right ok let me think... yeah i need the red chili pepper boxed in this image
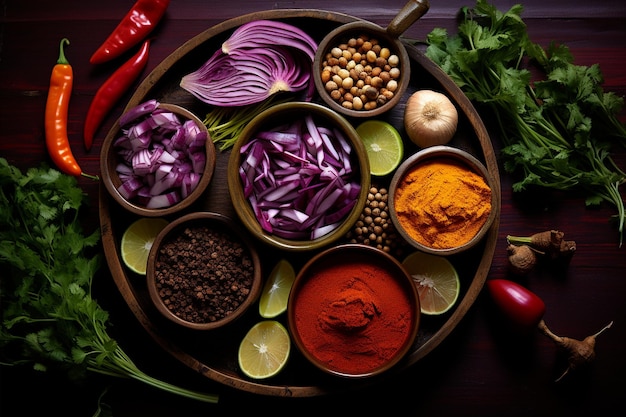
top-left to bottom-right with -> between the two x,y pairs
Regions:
84,40 -> 151,150
90,0 -> 169,65
45,38 -> 98,180
486,279 -> 546,329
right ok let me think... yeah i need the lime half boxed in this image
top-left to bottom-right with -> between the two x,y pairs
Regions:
238,320 -> 291,379
402,251 -> 460,315
120,218 -> 169,275
356,120 -> 404,176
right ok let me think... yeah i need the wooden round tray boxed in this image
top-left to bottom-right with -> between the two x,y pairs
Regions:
99,9 -> 501,397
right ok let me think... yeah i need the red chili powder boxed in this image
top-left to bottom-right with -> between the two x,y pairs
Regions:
292,260 -> 415,375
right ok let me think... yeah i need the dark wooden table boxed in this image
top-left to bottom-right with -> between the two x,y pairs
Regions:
1,1 -> 625,416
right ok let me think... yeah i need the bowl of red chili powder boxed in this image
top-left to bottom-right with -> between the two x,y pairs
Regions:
146,211 -> 262,331
287,244 -> 420,378
388,145 -> 498,256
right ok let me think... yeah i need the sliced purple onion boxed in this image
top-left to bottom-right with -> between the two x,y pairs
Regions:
239,115 -> 360,240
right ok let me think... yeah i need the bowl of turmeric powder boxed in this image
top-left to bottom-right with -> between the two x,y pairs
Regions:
388,145 -> 498,255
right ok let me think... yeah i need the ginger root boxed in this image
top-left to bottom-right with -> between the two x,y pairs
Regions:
507,230 -> 576,260
538,319 -> 613,382
507,244 -> 538,275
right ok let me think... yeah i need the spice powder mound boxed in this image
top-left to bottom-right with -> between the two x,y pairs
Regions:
292,260 -> 415,375
154,225 -> 255,324
393,159 -> 492,249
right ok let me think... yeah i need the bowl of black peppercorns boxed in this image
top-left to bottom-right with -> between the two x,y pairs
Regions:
146,211 -> 262,330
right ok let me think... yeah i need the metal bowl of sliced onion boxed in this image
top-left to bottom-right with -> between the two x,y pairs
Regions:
100,100 -> 216,217
227,101 -> 370,252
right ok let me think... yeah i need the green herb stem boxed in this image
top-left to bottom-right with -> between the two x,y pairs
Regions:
204,94 -> 294,151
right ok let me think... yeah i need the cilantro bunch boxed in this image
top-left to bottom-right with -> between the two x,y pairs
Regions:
425,0 -> 626,245
0,158 -> 218,404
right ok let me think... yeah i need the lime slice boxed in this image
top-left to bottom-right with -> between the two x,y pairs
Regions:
120,218 -> 169,275
238,320 -> 291,379
356,120 -> 404,176
402,251 -> 460,315
259,259 -> 296,318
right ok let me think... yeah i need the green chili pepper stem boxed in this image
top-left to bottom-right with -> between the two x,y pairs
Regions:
57,38 -> 70,65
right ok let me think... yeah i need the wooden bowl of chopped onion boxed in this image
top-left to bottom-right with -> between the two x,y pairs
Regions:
100,101 -> 216,217
227,102 -> 370,252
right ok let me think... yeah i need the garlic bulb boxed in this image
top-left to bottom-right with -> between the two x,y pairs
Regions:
404,90 -> 458,147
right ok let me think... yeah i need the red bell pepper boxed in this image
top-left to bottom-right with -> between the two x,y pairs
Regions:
84,40 -> 150,150
90,0 -> 169,65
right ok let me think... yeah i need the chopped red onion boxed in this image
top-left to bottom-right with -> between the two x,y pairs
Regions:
113,100 -> 207,209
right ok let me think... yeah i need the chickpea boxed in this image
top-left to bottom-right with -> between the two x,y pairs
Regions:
365,86 -> 378,100
364,101 -> 377,110
370,76 -> 383,89
321,69 -> 332,83
388,54 -> 400,67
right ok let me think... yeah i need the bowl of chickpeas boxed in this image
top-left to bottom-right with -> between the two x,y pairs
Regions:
313,20 -> 411,118
313,1 -> 430,118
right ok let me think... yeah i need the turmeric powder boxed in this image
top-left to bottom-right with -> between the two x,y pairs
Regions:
393,159 -> 492,249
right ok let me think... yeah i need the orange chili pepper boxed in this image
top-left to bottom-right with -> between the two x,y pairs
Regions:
45,38 -> 98,180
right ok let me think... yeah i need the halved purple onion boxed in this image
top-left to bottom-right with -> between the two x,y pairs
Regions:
180,20 -> 317,106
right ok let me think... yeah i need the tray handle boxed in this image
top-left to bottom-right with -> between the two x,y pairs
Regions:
386,0 -> 430,38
